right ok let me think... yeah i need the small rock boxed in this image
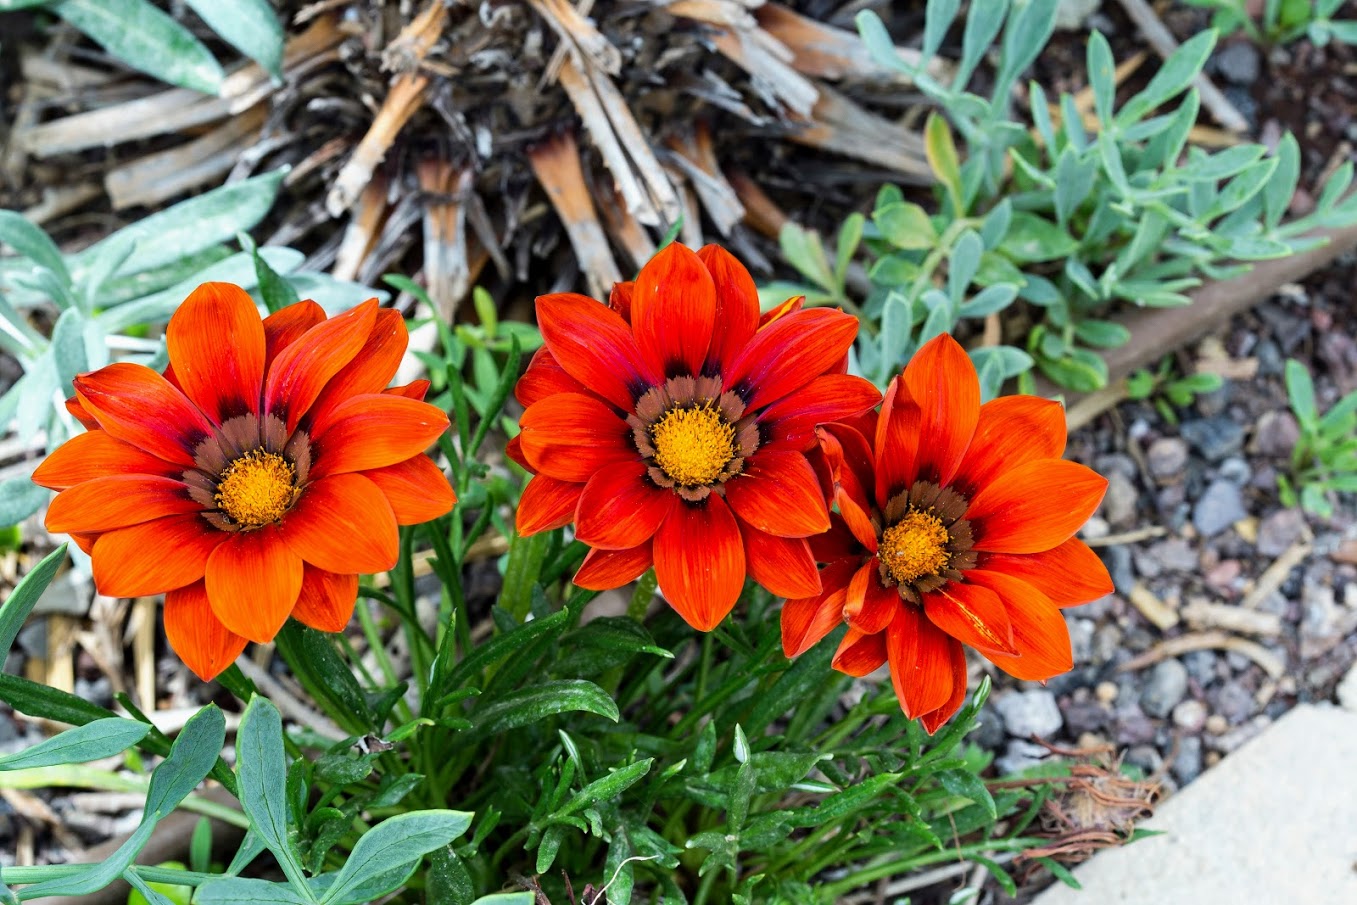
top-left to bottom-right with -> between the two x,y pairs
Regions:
1205,713 -> 1229,735
2,649 -> 22,676
15,621 -> 46,660
1255,339 -> 1285,377
74,677 -> 113,709
1095,681 -> 1119,704
1115,706 -> 1158,746
1171,699 -> 1208,732
1105,544 -> 1135,595
1301,583 -> 1342,659
33,571 -> 93,617
1093,624 -> 1122,662
1146,437 -> 1189,479
0,713 -> 18,749
1054,0 -> 1102,30
1210,714 -> 1271,753
1181,417 -> 1245,463
1215,680 -> 1255,725
995,689 -> 1064,739
1330,538 -> 1357,565
1217,456 -> 1252,486
1140,659 -> 1190,718
1062,698 -> 1111,734
1337,662 -> 1357,712
1183,650 -> 1220,686
1125,744 -> 1164,776
972,704 -> 1007,751
1250,411 -> 1300,457
1193,479 -> 1248,537
1148,538 -> 1200,572
1172,734 -> 1204,784
1068,617 -> 1095,664
1205,559 -> 1242,594
1214,42 -> 1261,84
1080,515 -> 1110,541
1100,472 -> 1139,527
1257,508 -> 1306,557
996,739 -> 1050,775
1095,453 -> 1137,480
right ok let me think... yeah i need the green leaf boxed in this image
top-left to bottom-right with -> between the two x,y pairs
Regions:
1263,133 -> 1301,229
0,211 -> 70,286
0,718 -> 149,771
427,848 -> 477,905
1285,359 -> 1318,426
1086,31 -> 1116,124
968,345 -> 1033,380
52,0 -> 225,95
469,680 -> 619,736
834,213 -> 864,287
321,811 -> 474,905
1053,146 -> 1098,225
1073,319 -> 1131,348
0,673 -> 123,726
1116,30 -> 1216,125
778,223 -> 836,293
874,202 -> 936,250
998,212 -> 1078,262
236,698 -> 313,897
557,759 -> 653,817
994,0 -> 1058,100
183,0 -> 284,79
246,240 -> 301,314
197,878 -> 313,905
0,545 -> 64,660
938,768 -> 997,820
467,895 -> 535,905
958,284 -> 1017,318
925,113 -> 964,215
74,171 -> 284,281
273,621 -> 374,733
955,0 -> 1009,89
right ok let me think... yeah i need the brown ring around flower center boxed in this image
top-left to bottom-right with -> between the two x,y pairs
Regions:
877,480 -> 977,604
629,375 -> 759,502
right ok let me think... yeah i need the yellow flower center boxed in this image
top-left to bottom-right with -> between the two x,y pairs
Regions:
651,404 -> 736,487
879,509 -> 950,584
215,450 -> 298,529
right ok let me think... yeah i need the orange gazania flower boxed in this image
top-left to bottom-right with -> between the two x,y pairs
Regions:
33,283 -> 455,681
781,334 -> 1112,732
507,243 -> 880,630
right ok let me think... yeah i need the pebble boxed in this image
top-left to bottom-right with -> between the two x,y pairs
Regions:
0,713 -> 18,749
972,704 -> 1007,751
1106,544 -> 1135,595
1257,508 -> 1306,557
74,677 -> 113,710
1336,662 -> 1357,712
1095,681 -> 1119,704
1171,698 -> 1208,732
1054,0 -> 1103,30
1100,472 -> 1139,527
1193,479 -> 1248,537
1217,456 -> 1252,486
15,622 -> 46,660
1146,437 -> 1189,479
1115,705 -> 1159,746
1125,744 -> 1164,777
1093,624 -> 1122,662
1184,650 -> 1220,686
996,739 -> 1050,774
1255,338 -> 1285,376
1095,453 -> 1138,480
1062,698 -> 1112,734
1172,734 -> 1205,784
32,571 -> 93,617
1205,713 -> 1229,735
1180,417 -> 1245,462
1250,411 -> 1300,457
1068,617 -> 1095,664
995,689 -> 1064,738
1140,659 -> 1190,718
1215,680 -> 1255,725
1147,538 -> 1200,573
1214,42 -> 1261,84
1210,714 -> 1271,753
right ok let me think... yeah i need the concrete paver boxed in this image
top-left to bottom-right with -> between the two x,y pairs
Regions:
1030,703 -> 1357,905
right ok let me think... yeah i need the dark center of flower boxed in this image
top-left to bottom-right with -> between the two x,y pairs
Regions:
878,509 -> 950,584
215,449 -> 298,529
650,404 -> 737,487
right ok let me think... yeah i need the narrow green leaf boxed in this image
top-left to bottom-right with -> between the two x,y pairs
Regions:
1116,30 -> 1216,125
0,544 -> 65,658
183,0 -> 284,78
236,698 -> 313,898
53,0 -> 225,94
998,212 -> 1078,262
1285,359 -> 1318,426
197,878 -> 313,905
0,718 -> 149,771
320,811 -> 474,905
469,680 -> 619,737
1086,31 -> 1116,124
875,202 -> 936,250
924,113 -> 964,214
0,211 -> 69,285
557,759 -> 653,817
144,706 -> 225,817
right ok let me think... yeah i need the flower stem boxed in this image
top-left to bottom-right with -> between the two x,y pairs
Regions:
627,569 -> 658,621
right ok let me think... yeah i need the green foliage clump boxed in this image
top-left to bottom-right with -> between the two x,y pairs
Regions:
1185,0 -> 1357,46
1279,358 -> 1357,516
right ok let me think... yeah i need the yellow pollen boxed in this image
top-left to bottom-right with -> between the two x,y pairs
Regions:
215,450 -> 298,529
651,404 -> 736,487
879,509 -> 950,584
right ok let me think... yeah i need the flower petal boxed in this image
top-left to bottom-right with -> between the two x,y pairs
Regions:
574,541 -> 653,590
385,380 -> 429,401
536,292 -> 657,410
166,282 -> 266,422
965,569 -> 1073,681
697,244 -> 759,373
362,456 -> 456,525
922,581 -> 1017,656
46,475 -> 200,534
310,394 -> 449,478
832,628 -> 888,677
516,476 -> 584,536
515,347 -> 587,408
65,396 -> 99,430
743,524 -> 820,599
632,242 -> 717,378
292,566 -> 358,633
609,281 -> 634,321
759,375 -> 883,451
781,558 -> 857,657
886,605 -> 958,718
264,299 -> 378,432
205,527 -> 304,643
517,393 -> 636,482
919,642 -> 968,735
724,308 -> 859,410
74,364 -> 215,466
91,514 -> 223,597
975,538 -> 1112,607
653,496 -> 745,631
873,375 -> 922,505
953,395 -> 1067,496
816,424 -> 878,551
843,564 -> 897,635
33,430 -> 182,491
758,294 -> 803,328
262,300 -> 326,368
902,333 -> 979,488
724,450 -> 830,538
163,580 -> 248,682
279,473 -> 399,574
967,460 -> 1108,554
575,461 -> 676,550
307,308 -> 409,432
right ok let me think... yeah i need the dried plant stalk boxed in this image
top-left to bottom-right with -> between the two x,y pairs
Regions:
327,72 -> 430,216
333,170 -> 390,282
528,131 -> 622,299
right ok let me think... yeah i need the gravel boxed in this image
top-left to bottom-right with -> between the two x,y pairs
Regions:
1146,437 -> 1190,479
1257,508 -> 1306,556
1180,417 -> 1245,463
1140,659 -> 1190,719
1192,479 -> 1248,536
1214,42 -> 1261,85
995,689 -> 1064,738
1101,472 -> 1140,527
1171,735 -> 1205,784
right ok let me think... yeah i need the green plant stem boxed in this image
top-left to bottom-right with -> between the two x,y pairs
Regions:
627,569 -> 658,621
819,837 -> 1043,898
